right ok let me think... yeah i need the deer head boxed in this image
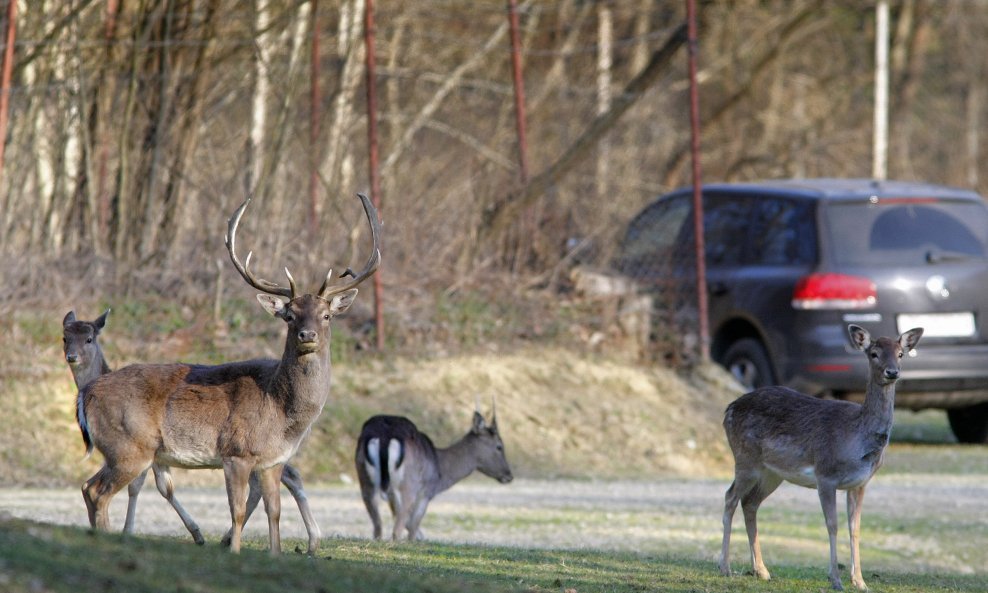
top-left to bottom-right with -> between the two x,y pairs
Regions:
62,309 -> 110,369
470,397 -> 513,484
848,324 -> 923,385
225,193 -> 381,355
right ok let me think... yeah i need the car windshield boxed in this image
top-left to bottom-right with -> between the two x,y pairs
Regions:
824,198 -> 988,265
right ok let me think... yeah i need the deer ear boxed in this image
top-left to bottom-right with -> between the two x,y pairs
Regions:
328,289 -> 358,317
95,309 -> 110,330
63,310 -> 77,327
471,411 -> 486,434
256,294 -> 288,317
900,327 -> 924,352
848,324 -> 870,351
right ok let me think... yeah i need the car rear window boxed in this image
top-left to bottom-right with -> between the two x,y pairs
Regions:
824,198 -> 988,265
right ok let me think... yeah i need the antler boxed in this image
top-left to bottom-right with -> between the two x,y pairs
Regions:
226,197 -> 297,299
318,193 -> 382,299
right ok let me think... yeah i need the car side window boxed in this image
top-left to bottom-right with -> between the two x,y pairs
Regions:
748,197 -> 817,265
701,195 -> 750,266
618,195 -> 691,277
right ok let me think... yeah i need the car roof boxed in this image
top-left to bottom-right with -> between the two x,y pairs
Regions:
671,178 -> 984,202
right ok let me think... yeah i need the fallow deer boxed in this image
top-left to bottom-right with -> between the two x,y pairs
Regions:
76,193 -> 380,554
355,403 -> 513,541
719,324 -> 923,590
63,310 -> 321,553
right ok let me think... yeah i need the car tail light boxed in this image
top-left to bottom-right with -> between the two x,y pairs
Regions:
792,273 -> 877,310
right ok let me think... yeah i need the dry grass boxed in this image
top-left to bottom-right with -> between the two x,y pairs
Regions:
0,296 -> 741,487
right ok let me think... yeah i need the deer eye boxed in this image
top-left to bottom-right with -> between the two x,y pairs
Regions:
870,351 -> 879,359
323,313 -> 331,321
86,337 -> 93,344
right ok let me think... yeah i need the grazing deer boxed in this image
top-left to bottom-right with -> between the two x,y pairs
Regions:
355,403 -> 513,541
76,193 -> 380,554
719,324 -> 923,591
63,310 -> 321,554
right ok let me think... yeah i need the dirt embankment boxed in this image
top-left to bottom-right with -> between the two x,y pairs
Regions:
1,346 -> 741,487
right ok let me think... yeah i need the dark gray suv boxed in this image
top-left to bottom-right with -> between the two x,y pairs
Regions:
618,179 -> 988,443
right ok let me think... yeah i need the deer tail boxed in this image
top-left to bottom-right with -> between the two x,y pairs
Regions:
76,390 -> 93,460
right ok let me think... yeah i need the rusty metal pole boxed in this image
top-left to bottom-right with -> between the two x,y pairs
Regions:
309,0 -> 321,238
0,0 -> 18,186
364,0 -> 385,350
507,0 -> 529,183
686,0 -> 709,362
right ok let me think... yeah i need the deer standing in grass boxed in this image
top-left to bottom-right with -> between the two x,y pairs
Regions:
63,310 -> 322,553
719,324 -> 923,591
76,193 -> 380,554
355,403 -> 513,541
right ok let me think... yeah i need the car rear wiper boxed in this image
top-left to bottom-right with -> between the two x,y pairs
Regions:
925,249 -> 978,264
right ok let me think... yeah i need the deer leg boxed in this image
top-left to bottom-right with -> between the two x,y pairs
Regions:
389,491 -> 410,541
358,478 -> 384,540
847,486 -> 868,591
221,472 -> 264,548
83,461 -> 148,532
740,473 -> 782,581
405,496 -> 431,541
258,464 -> 284,556
124,468 -> 149,534
81,467 -> 107,528
818,482 -> 844,591
222,457 -> 253,554
281,464 -> 321,554
151,464 -> 204,545
720,478 -> 747,576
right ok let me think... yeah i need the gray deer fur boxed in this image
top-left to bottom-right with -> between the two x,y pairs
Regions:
355,406 -> 513,540
719,323 -> 923,591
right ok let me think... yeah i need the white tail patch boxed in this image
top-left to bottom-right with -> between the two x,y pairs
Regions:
364,437 -> 382,491
387,438 -> 403,488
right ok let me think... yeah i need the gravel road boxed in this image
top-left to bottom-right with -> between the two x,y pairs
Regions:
2,474 -> 986,575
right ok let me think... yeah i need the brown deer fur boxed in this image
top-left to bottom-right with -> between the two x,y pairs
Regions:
76,193 -> 380,554
64,309 -> 321,553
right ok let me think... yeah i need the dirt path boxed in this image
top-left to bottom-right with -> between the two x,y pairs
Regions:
2,475 -> 986,575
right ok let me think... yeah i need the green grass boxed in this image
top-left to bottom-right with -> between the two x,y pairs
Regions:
2,519 -> 986,593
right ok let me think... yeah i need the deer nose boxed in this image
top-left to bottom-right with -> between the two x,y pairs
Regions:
297,329 -> 318,344
66,353 -> 79,364
884,368 -> 899,381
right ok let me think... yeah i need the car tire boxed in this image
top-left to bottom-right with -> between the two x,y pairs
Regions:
946,403 -> 988,444
721,338 -> 776,392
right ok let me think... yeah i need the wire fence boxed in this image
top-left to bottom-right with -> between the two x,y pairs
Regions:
1,2 -> 986,367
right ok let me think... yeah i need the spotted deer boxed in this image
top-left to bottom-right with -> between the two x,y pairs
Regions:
62,309 -> 321,553
719,324 -> 923,591
76,193 -> 380,554
355,403 -> 513,541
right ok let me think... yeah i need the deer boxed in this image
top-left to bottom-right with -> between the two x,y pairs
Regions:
719,324 -> 923,591
63,309 -> 321,554
355,401 -> 513,541
76,192 -> 380,554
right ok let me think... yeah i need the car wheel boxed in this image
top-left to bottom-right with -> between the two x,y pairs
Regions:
721,338 -> 776,391
946,403 -> 988,444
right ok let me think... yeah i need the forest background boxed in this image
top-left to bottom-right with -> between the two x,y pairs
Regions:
0,0 -> 985,485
